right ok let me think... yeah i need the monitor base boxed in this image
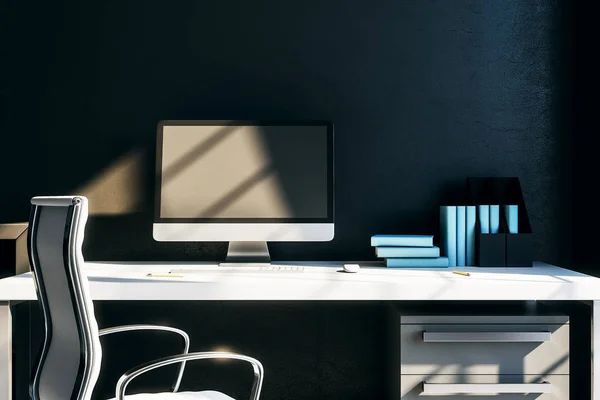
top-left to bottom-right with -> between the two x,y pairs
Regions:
220,241 -> 271,265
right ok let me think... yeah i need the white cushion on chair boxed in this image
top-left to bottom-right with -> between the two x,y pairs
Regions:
108,390 -> 235,400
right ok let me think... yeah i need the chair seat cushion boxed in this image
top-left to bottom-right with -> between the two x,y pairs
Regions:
108,390 -> 235,400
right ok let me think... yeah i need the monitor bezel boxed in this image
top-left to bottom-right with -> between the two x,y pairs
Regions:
154,120 -> 334,224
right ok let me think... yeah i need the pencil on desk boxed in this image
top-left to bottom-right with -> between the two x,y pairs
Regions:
452,270 -> 470,277
146,273 -> 184,278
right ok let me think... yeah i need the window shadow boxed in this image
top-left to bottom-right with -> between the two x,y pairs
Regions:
161,124 -> 238,184
199,164 -> 275,218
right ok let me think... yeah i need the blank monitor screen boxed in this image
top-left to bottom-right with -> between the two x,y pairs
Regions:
155,122 -> 333,222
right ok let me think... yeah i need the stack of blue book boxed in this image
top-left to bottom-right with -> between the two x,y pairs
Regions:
371,235 -> 449,268
440,205 -> 519,267
440,206 -> 476,267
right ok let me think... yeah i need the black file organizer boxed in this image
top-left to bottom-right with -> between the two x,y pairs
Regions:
467,177 -> 533,267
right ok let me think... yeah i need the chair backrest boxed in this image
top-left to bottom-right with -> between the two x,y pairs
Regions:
28,196 -> 102,400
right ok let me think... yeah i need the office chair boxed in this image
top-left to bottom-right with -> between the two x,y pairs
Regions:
27,196 -> 263,400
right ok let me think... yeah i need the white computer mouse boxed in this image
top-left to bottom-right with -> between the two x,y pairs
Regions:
343,263 -> 360,273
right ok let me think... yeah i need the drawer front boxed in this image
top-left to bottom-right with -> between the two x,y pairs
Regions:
400,375 -> 568,400
400,324 -> 569,375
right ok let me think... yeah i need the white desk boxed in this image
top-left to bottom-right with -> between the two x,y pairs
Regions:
2,261 -> 600,398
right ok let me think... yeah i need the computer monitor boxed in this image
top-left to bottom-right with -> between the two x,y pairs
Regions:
153,120 -> 334,264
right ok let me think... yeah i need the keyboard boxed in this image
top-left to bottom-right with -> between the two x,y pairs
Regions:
170,265 -> 305,274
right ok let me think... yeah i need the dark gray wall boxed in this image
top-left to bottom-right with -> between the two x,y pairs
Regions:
572,2 -> 599,273
1,1 -> 578,399
0,0 -> 572,265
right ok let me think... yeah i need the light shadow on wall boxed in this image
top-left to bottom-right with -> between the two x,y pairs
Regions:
75,148 -> 146,216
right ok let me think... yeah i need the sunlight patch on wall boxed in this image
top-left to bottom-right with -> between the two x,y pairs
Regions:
75,149 -> 146,215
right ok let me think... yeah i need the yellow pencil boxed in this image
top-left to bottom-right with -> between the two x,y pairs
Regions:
146,273 -> 184,278
452,270 -> 470,277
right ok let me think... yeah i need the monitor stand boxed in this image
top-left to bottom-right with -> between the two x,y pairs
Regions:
219,241 -> 271,266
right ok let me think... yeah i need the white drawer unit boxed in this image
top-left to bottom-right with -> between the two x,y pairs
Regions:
401,323 -> 569,375
401,375 -> 568,400
387,305 -> 570,399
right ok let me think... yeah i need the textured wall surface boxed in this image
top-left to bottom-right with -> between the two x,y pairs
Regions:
1,1 -> 574,399
0,0 -> 571,265
572,3 -> 598,272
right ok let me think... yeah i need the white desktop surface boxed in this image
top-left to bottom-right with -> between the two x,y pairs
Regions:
1,261 -> 600,301
3,262 -> 600,400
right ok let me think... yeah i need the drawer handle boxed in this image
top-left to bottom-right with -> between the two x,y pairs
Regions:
422,382 -> 552,394
422,331 -> 551,342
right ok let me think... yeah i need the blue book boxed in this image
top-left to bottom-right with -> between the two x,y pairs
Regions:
440,206 -> 457,267
466,206 -> 476,266
456,206 -> 466,266
504,205 -> 519,234
490,205 -> 500,234
478,205 -> 490,234
371,235 -> 434,247
375,246 -> 440,258
386,257 -> 449,268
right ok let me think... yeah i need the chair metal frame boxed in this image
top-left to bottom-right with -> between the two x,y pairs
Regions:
28,196 -> 263,400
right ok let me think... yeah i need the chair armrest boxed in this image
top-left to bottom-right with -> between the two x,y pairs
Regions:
99,325 -> 190,392
115,352 -> 264,400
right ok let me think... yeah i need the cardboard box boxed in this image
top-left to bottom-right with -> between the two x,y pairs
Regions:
0,223 -> 29,279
